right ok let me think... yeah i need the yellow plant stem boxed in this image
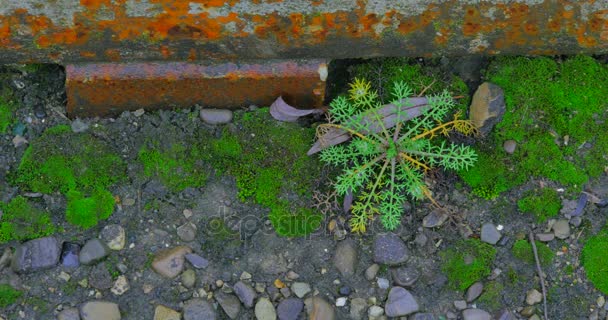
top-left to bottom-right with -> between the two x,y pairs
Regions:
317,123 -> 372,142
412,119 -> 473,141
399,152 -> 430,171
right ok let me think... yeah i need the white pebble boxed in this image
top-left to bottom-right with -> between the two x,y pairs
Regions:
336,297 -> 347,307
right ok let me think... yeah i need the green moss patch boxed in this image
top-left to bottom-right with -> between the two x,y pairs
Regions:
517,188 -> 562,222
11,125 -> 125,229
476,281 -> 504,312
0,284 -> 22,308
0,88 -> 17,134
460,56 -> 608,197
582,228 -> 608,294
440,239 -> 496,291
512,239 -> 554,266
0,196 -> 55,243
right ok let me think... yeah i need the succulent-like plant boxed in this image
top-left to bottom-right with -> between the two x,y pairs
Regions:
317,79 -> 477,232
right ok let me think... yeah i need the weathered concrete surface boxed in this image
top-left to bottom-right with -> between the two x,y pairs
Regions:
66,59 -> 327,116
1,0 -> 607,63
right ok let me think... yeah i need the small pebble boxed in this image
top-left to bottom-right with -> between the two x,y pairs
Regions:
336,297 -> 347,307
503,140 -> 517,154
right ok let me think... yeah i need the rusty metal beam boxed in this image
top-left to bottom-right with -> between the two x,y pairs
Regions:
66,60 -> 327,117
0,1 -> 607,64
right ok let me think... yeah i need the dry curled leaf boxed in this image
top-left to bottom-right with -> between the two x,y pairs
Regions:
269,96 -> 324,122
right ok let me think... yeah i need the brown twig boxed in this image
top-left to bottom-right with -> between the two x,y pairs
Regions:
529,232 -> 549,320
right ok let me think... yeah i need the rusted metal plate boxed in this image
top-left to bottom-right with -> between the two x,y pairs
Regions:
0,1 -> 607,63
66,60 -> 327,117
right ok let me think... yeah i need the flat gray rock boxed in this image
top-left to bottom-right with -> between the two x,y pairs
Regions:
215,291 -> 241,319
391,266 -> 420,287
277,298 -> 303,320
373,233 -> 409,266
79,239 -> 110,265
480,223 -> 501,245
80,301 -> 120,320
200,109 -> 233,125
462,308 -> 492,320
12,236 -> 60,273
183,299 -> 217,320
185,253 -> 209,269
465,282 -> 483,302
384,286 -> 419,317
333,240 -> 357,276
255,297 -> 277,320
234,281 -> 256,308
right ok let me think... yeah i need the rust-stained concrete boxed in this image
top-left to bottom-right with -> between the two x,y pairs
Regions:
1,0 -> 607,63
66,60 -> 327,117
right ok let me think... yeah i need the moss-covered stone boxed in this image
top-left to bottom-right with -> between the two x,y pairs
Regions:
517,188 -> 562,222
0,196 -> 55,243
460,56 -> 608,197
0,88 -> 16,134
440,239 -> 496,291
511,239 -> 554,266
0,284 -> 22,308
11,125 -> 125,229
476,281 -> 504,312
582,228 -> 608,294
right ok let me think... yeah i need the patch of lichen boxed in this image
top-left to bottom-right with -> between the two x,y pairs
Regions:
517,188 -> 562,222
138,140 -> 209,192
461,56 -> 608,197
215,108 -> 323,237
582,227 -> 608,294
440,239 -> 497,291
0,87 -> 17,134
11,125 -> 125,228
349,57 -> 470,112
0,196 -> 55,243
511,239 -> 554,266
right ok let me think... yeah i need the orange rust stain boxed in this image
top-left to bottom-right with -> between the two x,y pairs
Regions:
562,10 -> 574,19
289,13 -> 304,37
160,45 -> 173,58
463,22 -> 481,36
104,49 -> 121,61
187,48 -> 197,61
524,22 -> 539,35
548,19 -> 561,32
80,51 -> 97,58
360,14 -> 379,33
35,35 -> 52,48
398,19 -> 419,35
435,27 -> 450,45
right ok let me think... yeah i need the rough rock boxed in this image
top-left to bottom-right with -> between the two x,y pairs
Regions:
411,313 -> 437,320
349,298 -> 367,320
100,225 -> 126,250
185,253 -> 209,269
152,246 -> 192,278
183,299 -> 217,320
498,310 -> 517,320
177,222 -> 197,242
462,308 -> 492,320
11,237 -> 60,273
79,239 -> 110,265
384,286 -> 419,317
466,282 -> 484,302
469,82 -> 506,135
377,277 -> 390,289
61,242 -> 81,268
335,297 -> 347,307
552,219 -> 571,239
306,296 -> 335,320
391,266 -> 420,287
154,305 -> 181,320
291,282 -> 311,298
365,264 -> 380,281
503,140 -> 517,154
80,301 -> 121,320
58,307 -> 80,320
234,281 -> 256,308
71,118 -> 90,133
333,240 -> 357,276
255,297 -> 277,320
373,233 -> 409,266
181,269 -> 196,288
276,298 -> 303,320
536,233 -> 555,242
526,289 -> 543,305
368,305 -> 384,319
215,291 -> 241,319
454,300 -> 467,310
200,109 -> 233,125
422,210 -> 449,228
480,223 -> 501,245
111,275 -> 129,296
89,263 -> 113,290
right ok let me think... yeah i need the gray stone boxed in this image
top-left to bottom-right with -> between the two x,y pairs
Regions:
89,263 -> 113,290
373,233 -> 409,266
111,275 -> 129,296
462,308 -> 492,320
385,287 -> 419,317
277,298 -> 303,320
200,109 -> 233,125
181,269 -> 196,288
526,289 -> 542,305
469,82 -> 506,135
391,266 -> 420,287
377,277 -> 390,289
183,299 -> 217,320
185,253 -> 209,269
498,310 -> 517,320
80,301 -> 121,320
12,236 -> 60,273
503,140 -> 516,154
255,297 -> 277,320
234,281 -> 256,308
349,298 -> 367,320
154,305 -> 181,320
368,306 -> 384,319
71,118 -> 90,133
152,246 -> 192,278
536,233 -> 555,242
465,282 -> 483,302
553,219 -> 571,239
334,240 -> 357,277
480,223 -> 501,245
410,313 -> 437,320
454,300 -> 467,310
79,239 -> 110,265
177,222 -> 197,242
215,291 -> 241,319
365,264 -> 380,281
58,307 -> 80,320
422,210 -> 448,228
100,224 -> 126,250
570,216 -> 582,227
306,297 -> 335,320
291,282 -> 311,298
